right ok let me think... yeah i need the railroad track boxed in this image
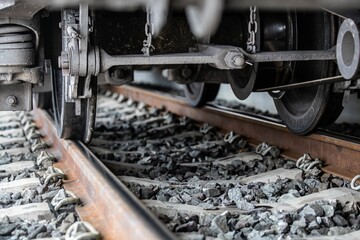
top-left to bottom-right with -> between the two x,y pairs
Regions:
92,86 -> 360,239
0,111 -> 87,239
3,85 -> 360,239
0,105 -> 172,238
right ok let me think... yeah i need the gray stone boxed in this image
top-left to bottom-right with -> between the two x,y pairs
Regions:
299,205 -> 317,222
36,232 -> 49,238
201,202 -> 218,210
198,226 -> 213,236
46,224 -> 54,232
65,213 -> 76,224
258,211 -> 271,220
227,187 -> 242,202
169,195 -> 183,204
327,226 -> 352,236
253,222 -> 272,232
0,223 -> 16,236
234,215 -> 253,230
311,227 -> 329,236
290,217 -> 306,234
343,202 -> 356,214
0,216 -> 9,225
218,231 -> 235,240
235,200 -> 254,211
261,184 -> 280,198
157,195 -> 170,202
0,192 -> 11,205
210,211 -> 229,234
310,203 -> 325,217
316,216 -> 322,225
0,158 -> 11,166
322,205 -> 335,217
349,216 -> 359,226
14,172 -> 27,180
32,195 -> 42,203
193,193 -> 205,201
288,189 -> 300,197
277,220 -> 288,233
203,188 -> 221,198
41,190 -> 58,200
21,189 -> 36,199
184,172 -> 195,179
27,224 -> 46,239
308,220 -> 320,230
175,221 -> 197,232
11,192 -> 21,200
60,213 -> 76,233
321,217 -> 334,228
331,178 -> 343,187
51,230 -> 62,238
181,193 -> 192,203
277,193 -> 296,203
140,187 -> 155,199
246,230 -> 265,240
332,215 -> 348,227
243,194 -> 253,202
36,184 -> 46,195
304,179 -> 321,188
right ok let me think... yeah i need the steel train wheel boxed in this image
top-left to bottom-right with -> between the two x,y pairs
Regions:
227,11 -> 259,100
52,72 -> 97,143
274,12 -> 344,134
184,82 -> 220,107
51,9 -> 97,143
33,92 -> 52,110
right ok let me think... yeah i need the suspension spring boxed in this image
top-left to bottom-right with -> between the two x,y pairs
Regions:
0,25 -> 33,50
0,24 -> 35,66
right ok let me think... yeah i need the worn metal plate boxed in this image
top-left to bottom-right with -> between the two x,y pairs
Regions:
0,83 -> 32,111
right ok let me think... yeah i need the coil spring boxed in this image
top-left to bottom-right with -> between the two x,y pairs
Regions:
0,25 -> 33,50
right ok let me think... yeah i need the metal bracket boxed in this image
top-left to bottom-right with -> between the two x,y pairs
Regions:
59,6 -> 92,105
0,83 -> 32,111
0,67 -> 42,85
33,59 -> 52,93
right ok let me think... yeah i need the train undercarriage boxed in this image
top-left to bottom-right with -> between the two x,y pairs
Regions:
0,0 -> 360,142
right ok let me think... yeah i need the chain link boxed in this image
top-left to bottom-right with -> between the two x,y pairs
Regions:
142,5 -> 155,56
246,6 -> 257,53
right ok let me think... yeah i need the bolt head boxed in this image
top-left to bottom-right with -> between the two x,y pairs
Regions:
58,51 -> 69,69
232,56 -> 245,67
6,96 -> 17,107
113,68 -> 126,79
181,68 -> 193,79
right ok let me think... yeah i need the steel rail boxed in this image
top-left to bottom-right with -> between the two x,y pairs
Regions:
32,109 -> 175,240
108,85 -> 360,182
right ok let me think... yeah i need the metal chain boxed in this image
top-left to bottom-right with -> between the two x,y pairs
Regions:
246,6 -> 257,53
142,5 -> 155,56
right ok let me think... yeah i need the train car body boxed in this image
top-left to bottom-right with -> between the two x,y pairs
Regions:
0,0 -> 359,142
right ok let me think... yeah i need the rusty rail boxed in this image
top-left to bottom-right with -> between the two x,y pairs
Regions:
33,109 -> 175,240
108,85 -> 360,181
